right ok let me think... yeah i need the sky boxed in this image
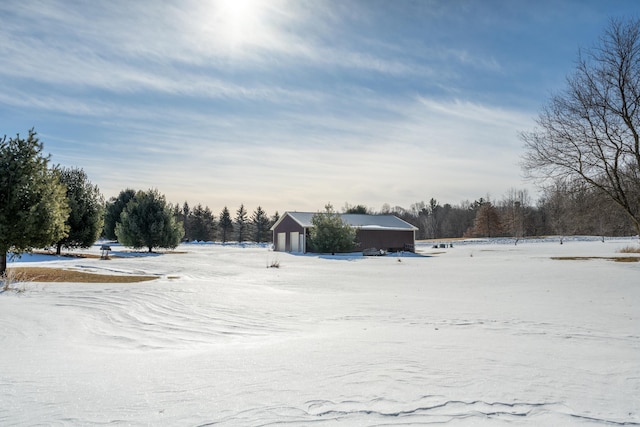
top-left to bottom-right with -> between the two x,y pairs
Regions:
1,0 -> 639,215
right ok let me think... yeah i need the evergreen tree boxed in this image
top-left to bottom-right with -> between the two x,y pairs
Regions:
115,189 -> 183,252
54,167 -> 104,255
104,189 -> 136,240
309,204 -> 357,254
203,206 -> 217,241
218,206 -> 233,243
0,130 -> 69,274
251,206 -> 270,243
235,204 -> 248,242
269,211 -> 280,243
343,204 -> 371,214
181,201 -> 191,240
271,211 -> 280,226
190,204 -> 216,241
170,202 -> 185,241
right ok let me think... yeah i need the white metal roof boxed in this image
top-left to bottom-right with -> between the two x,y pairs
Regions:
273,212 -> 418,231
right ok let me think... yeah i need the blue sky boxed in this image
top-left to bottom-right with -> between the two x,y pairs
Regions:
1,0 -> 638,214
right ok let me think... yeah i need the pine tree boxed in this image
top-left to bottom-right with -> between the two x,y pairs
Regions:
218,206 -> 233,243
202,206 -> 217,241
309,204 -> 356,254
268,211 -> 280,243
343,204 -> 370,214
271,211 -> 280,226
235,204 -> 248,242
54,167 -> 104,255
251,206 -> 270,243
170,203 -> 185,241
104,189 -> 136,240
182,201 -> 191,240
190,204 -> 216,241
0,130 -> 69,274
115,189 -> 184,252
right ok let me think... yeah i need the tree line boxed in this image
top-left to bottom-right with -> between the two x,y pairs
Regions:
103,193 -> 280,245
177,202 -> 278,244
0,129 -> 281,275
349,183 -> 636,244
0,127 -> 636,277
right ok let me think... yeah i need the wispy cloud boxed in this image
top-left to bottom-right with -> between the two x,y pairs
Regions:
0,0 -> 462,95
46,90 -> 534,209
1,0 -> 632,212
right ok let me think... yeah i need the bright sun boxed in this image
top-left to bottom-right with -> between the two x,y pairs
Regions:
215,0 -> 267,49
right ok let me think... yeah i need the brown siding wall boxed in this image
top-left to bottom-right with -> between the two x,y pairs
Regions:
274,214 -> 415,253
356,229 -> 414,252
272,215 -> 305,252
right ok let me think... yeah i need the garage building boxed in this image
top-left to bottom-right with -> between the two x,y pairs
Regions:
271,211 -> 417,254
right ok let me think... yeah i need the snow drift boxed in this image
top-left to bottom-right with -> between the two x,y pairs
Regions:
1,238 -> 638,425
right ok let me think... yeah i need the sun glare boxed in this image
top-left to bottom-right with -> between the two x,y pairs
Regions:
215,0 -> 268,49
194,0 -> 291,57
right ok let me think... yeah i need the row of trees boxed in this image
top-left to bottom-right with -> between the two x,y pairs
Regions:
0,130 -> 190,273
1,130 -> 105,275
103,192 -> 280,245
175,203 -> 278,244
352,183 -> 637,243
0,129 -> 281,275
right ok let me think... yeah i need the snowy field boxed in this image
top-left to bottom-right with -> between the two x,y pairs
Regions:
1,238 -> 639,426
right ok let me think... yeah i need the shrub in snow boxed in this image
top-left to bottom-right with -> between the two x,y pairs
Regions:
1,269 -> 27,293
309,204 -> 356,254
267,257 -> 280,268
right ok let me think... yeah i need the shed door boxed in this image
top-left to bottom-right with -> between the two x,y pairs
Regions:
277,232 -> 286,252
290,232 -> 300,252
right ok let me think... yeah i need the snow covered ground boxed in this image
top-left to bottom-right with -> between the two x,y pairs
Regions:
1,238 -> 639,426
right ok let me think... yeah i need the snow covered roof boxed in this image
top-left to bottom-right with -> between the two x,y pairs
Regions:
275,212 -> 418,231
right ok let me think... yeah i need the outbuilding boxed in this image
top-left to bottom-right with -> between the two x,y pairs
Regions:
270,211 -> 418,254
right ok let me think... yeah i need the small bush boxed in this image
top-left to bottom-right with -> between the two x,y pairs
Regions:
619,245 -> 640,254
267,258 -> 280,268
1,269 -> 28,293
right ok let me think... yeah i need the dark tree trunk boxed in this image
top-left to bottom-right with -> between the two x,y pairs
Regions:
56,243 -> 62,256
148,246 -> 153,253
0,252 -> 6,276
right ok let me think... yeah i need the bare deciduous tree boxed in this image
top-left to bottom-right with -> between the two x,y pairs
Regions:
521,18 -> 640,235
465,201 -> 502,238
500,188 -> 531,244
541,180 -> 575,244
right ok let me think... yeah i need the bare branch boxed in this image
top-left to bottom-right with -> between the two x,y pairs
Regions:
521,18 -> 640,234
